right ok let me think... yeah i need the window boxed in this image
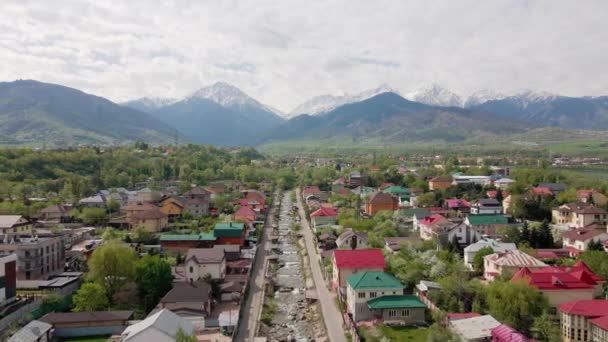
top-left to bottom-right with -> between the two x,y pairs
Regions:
388,310 -> 397,317
401,309 -> 410,317
189,266 -> 193,273
369,292 -> 377,298
358,292 -> 366,299
25,271 -> 30,280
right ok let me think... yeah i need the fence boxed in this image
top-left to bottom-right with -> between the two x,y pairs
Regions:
0,300 -> 41,333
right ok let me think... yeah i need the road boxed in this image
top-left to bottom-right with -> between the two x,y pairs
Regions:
296,188 -> 347,342
235,192 -> 278,342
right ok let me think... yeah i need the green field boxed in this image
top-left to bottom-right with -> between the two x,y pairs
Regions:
547,141 -> 608,158
359,324 -> 429,342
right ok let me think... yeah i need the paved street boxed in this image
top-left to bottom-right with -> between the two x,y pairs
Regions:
234,192 -> 278,342
296,188 -> 347,342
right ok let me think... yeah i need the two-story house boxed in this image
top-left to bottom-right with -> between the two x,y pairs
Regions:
185,247 -> 226,281
552,202 -> 608,228
470,198 -> 503,215
484,250 -> 547,281
346,271 -> 426,324
332,249 -> 385,293
562,225 -> 608,252
0,216 -> 34,236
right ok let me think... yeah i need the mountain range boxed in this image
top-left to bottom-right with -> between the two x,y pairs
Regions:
1,79 -> 607,147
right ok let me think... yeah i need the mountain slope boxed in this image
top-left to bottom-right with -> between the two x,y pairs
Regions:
403,84 -> 463,107
264,92 -> 526,143
122,97 -> 178,113
151,82 -> 284,146
0,80 -> 178,145
469,92 -> 608,129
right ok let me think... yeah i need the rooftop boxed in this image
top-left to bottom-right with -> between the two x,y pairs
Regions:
450,315 -> 501,340
466,214 -> 508,225
0,215 -> 25,228
333,249 -> 386,269
186,248 -> 225,264
559,300 -> 608,317
485,250 -> 547,268
366,295 -> 426,310
160,233 -> 216,241
41,311 -> 133,324
346,271 -> 403,290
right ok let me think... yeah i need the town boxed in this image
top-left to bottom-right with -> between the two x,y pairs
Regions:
1,145 -> 608,342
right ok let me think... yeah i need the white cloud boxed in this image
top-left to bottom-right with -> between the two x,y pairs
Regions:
0,0 -> 606,112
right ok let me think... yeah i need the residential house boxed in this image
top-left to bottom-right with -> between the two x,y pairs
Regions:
331,178 -> 347,192
336,228 -> 368,250
491,324 -> 529,342
352,186 -> 377,198
349,171 -> 363,188
383,237 -> 423,253
449,315 -> 501,342
494,178 -> 515,190
562,225 -> 608,252
552,202 -> 608,228
310,207 -> 338,232
559,299 -> 608,342
383,186 -> 411,207
40,311 -> 133,339
443,198 -> 471,215
213,222 -> 246,246
78,194 -> 106,208
346,271 -> 426,324
234,206 -> 257,226
8,320 -> 52,342
365,192 -> 399,216
0,215 -> 33,236
465,214 -> 509,239
470,198 -> 503,215
185,247 -> 226,281
453,175 -> 492,186
512,262 -> 604,308
463,239 -> 517,270
538,182 -> 567,194
182,186 -> 211,217
157,280 -> 211,321
136,188 -> 161,203
303,185 -> 322,197
159,197 -> 185,218
378,183 -> 395,191
484,250 -> 547,281
0,254 -> 16,306
121,309 -> 195,342
591,315 -> 608,342
125,202 -> 169,232
429,175 -> 453,191
238,191 -> 266,213
418,214 -> 449,240
0,236 -> 65,280
531,186 -> 555,197
577,190 -> 608,207
159,234 -> 216,254
38,205 -> 71,222
332,249 -> 386,292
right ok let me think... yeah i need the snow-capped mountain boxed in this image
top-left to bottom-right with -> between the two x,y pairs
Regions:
403,84 -> 463,107
288,84 -> 400,117
187,81 -> 282,116
463,90 -> 506,108
122,97 -> 178,113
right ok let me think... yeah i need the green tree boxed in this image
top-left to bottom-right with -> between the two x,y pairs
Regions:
106,198 -> 120,213
175,327 -> 197,342
73,283 -> 109,311
532,311 -> 562,342
131,226 -> 155,244
587,239 -> 604,251
88,241 -> 137,298
473,246 -> 494,272
486,280 -> 549,334
579,251 -> 608,279
557,188 -> 578,204
536,219 -> 554,248
416,192 -> 436,207
81,207 -> 108,226
135,255 -> 174,311
101,227 -> 122,241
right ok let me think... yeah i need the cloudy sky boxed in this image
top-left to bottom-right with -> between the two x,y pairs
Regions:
1,0 -> 606,112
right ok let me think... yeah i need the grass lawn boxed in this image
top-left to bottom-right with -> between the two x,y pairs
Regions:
61,336 -> 109,342
360,324 -> 429,342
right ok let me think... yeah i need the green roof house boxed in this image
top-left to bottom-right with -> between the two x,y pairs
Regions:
465,214 -> 508,239
346,271 -> 426,324
383,186 -> 411,206
213,222 -> 246,245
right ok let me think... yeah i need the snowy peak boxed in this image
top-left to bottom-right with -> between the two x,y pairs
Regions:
122,97 -> 178,113
464,90 -> 506,107
403,84 -> 463,107
288,84 -> 400,117
187,82 -> 282,115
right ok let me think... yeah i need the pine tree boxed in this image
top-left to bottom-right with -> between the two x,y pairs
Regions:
521,221 -> 530,244
538,219 -> 554,248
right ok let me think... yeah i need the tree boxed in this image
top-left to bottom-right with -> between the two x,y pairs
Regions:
587,239 -> 604,251
495,189 -> 504,203
520,221 -> 530,244
106,198 -> 120,213
536,220 -> 554,248
73,283 -> 109,311
557,188 -> 578,204
416,192 -> 436,207
579,251 -> 608,279
131,225 -> 155,244
81,207 -> 108,226
88,241 -> 137,298
175,327 -> 197,342
486,280 -> 549,334
101,227 -> 121,241
135,255 -> 174,311
532,311 -> 561,342
473,246 -> 494,272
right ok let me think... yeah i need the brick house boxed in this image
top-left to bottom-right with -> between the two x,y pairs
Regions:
365,193 -> 399,216
213,222 -> 246,246
429,175 -> 453,191
160,234 -> 216,254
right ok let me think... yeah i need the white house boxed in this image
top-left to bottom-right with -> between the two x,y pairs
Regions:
121,309 -> 194,342
450,315 -> 501,342
463,239 -> 517,270
494,177 -> 515,189
561,225 -> 608,252
185,248 -> 226,281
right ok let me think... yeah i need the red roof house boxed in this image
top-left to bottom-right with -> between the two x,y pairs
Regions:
311,207 -> 338,218
303,186 -> 322,197
531,187 -> 554,196
512,261 -> 604,307
234,206 -> 257,224
560,299 -> 608,340
491,324 -> 529,342
331,249 -> 386,291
